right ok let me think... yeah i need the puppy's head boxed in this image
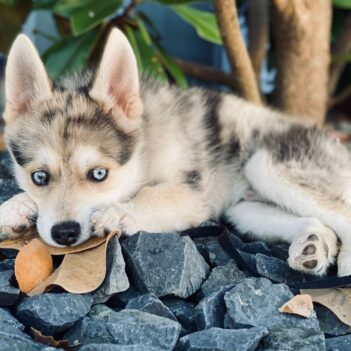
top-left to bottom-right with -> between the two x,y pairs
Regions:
3,29 -> 144,247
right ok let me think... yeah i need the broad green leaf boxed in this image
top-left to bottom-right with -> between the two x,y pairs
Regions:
156,46 -> 188,88
54,0 -> 122,35
43,29 -> 99,79
333,0 -> 351,9
153,0 -> 201,4
332,52 -> 351,63
31,0 -> 56,10
0,0 -> 18,5
171,5 -> 221,45
124,25 -> 144,70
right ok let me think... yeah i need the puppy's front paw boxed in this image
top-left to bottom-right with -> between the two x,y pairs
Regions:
287,224 -> 339,276
90,206 -> 126,237
0,193 -> 37,241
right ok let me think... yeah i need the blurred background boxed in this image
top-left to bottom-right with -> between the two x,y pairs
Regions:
0,0 -> 351,143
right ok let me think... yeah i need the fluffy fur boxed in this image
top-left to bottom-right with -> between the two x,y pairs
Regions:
1,29 -> 350,276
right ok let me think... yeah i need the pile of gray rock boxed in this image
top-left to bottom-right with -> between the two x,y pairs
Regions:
0,151 -> 349,351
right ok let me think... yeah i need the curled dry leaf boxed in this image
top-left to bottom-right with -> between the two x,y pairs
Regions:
15,238 -> 53,294
31,328 -> 71,350
279,294 -> 313,318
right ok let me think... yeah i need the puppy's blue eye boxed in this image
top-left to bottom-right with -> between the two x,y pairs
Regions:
88,168 -> 108,182
31,170 -> 50,186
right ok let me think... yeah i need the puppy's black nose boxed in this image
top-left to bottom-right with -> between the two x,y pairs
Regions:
51,221 -> 80,246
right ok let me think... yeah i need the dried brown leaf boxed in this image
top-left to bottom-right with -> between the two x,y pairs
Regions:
301,288 -> 351,327
279,294 -> 313,318
31,327 -> 71,350
28,231 -> 119,296
15,239 -> 53,294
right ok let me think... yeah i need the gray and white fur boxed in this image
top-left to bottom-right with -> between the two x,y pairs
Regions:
0,28 -> 349,276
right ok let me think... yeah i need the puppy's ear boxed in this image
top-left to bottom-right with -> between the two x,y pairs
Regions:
4,34 -> 52,122
90,28 -> 143,121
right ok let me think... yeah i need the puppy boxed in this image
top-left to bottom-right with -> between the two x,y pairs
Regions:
0,28 -> 349,276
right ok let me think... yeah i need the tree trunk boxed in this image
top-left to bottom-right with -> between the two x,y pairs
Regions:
213,0 -> 261,105
272,0 -> 331,125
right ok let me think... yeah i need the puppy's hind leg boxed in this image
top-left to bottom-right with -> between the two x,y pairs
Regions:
244,149 -> 351,276
225,201 -> 339,275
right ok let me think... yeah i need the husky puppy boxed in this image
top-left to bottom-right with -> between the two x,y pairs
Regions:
0,28 -> 349,276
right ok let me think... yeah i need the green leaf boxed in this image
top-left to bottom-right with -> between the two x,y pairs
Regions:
333,0 -> 351,9
43,29 -> 99,79
31,0 -> 56,10
153,0 -> 201,4
156,46 -> 188,88
0,0 -> 19,5
124,25 -> 144,71
332,52 -> 351,63
171,5 -> 221,44
54,0 -> 122,35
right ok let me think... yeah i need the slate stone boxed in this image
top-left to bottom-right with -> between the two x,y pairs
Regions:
326,335 -> 351,351
108,286 -> 144,309
0,269 -> 20,306
193,229 -> 243,268
0,259 -> 15,271
0,307 -> 24,330
262,328 -> 325,351
176,327 -> 268,351
16,293 -> 93,335
224,278 -> 320,332
315,304 -> 351,336
88,304 -> 115,320
0,179 -> 20,204
241,241 -> 272,256
0,324 -> 42,351
162,298 -> 197,335
79,344 -> 164,351
65,309 -> 181,350
122,232 -> 209,298
0,151 -> 13,180
199,260 -> 246,297
194,285 -> 234,330
126,293 -> 177,321
255,253 -> 315,285
92,236 -> 130,304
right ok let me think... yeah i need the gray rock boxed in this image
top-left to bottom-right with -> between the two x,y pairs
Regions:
241,241 -> 272,256
92,236 -> 129,304
64,316 -> 110,345
194,238 -> 231,267
224,278 -> 320,332
0,269 -> 20,306
0,307 -> 24,330
0,259 -> 15,271
79,344 -> 164,351
262,328 -> 325,351
255,253 -> 315,285
162,298 -> 196,335
194,285 -> 234,330
16,293 -> 93,335
126,294 -> 176,321
108,286 -> 144,309
315,304 -> 351,336
88,304 -> 115,320
0,324 -> 42,351
122,232 -> 209,298
176,327 -> 268,351
66,309 -> 181,350
326,335 -> 351,351
199,260 -> 246,297
0,179 -> 21,204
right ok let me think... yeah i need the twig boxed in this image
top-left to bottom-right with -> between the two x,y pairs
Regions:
329,13 -> 351,96
248,0 -> 269,84
173,58 -> 236,90
213,0 -> 261,104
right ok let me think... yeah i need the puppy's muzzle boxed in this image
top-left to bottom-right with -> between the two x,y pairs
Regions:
51,221 -> 81,246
